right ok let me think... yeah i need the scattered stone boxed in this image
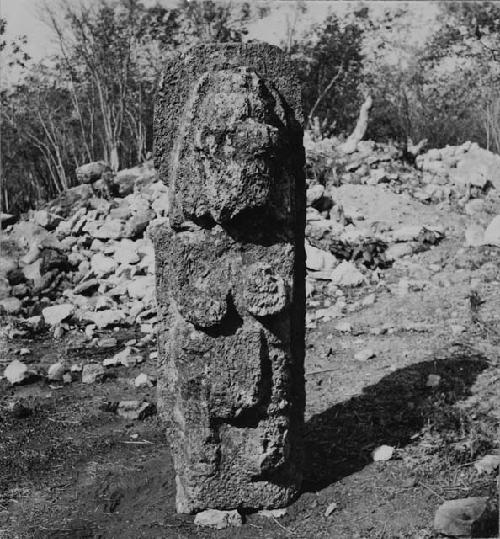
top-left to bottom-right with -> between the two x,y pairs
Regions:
25,316 -> 42,330
42,304 -> 74,326
81,363 -> 105,384
330,261 -> 365,287
426,374 -> 441,388
90,253 -> 116,276
76,161 -> 110,184
306,242 -> 337,272
464,198 -> 486,216
354,348 -> 376,361
361,293 -> 376,306
465,224 -> 485,247
3,360 -> 29,385
335,321 -> 352,333
47,362 -> 65,381
392,225 -> 424,242
104,346 -> 140,367
306,184 -> 325,206
73,279 -> 100,296
433,497 -> 493,538
259,508 -> 287,519
483,215 -> 500,247
194,509 -> 243,529
97,337 -> 118,349
474,454 -> 500,475
53,325 -> 65,339
134,373 -> 155,388
372,445 -> 394,461
116,400 -> 155,420
450,325 -> 465,335
6,400 -> 32,418
83,309 -> 126,329
385,243 -> 413,261
325,502 -> 338,516
0,297 -> 22,314
127,276 -> 155,303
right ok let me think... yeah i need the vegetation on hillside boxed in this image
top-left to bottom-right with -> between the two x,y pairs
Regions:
2,0 -> 500,214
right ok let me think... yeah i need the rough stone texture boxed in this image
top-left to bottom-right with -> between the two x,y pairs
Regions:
153,43 -> 306,513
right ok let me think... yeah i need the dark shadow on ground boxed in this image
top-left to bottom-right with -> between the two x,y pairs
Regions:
302,352 -> 489,492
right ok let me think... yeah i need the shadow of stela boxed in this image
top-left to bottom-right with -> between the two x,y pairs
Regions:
302,352 -> 490,493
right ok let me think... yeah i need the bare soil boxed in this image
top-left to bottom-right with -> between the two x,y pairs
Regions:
1,191 -> 499,538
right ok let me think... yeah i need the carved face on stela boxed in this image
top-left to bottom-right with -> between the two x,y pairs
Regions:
171,66 -> 295,229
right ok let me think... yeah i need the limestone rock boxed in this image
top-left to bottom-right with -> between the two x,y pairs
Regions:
449,146 -> 500,189
123,209 -> 155,238
82,309 -> 126,329
116,400 -> 155,420
0,277 -> 10,300
0,297 -> 21,315
392,225 -> 424,242
433,497 -> 492,537
76,161 -> 110,184
426,374 -> 441,388
32,210 -> 61,230
306,184 -> 325,206
73,279 -> 100,296
90,253 -> 117,276
81,363 -> 105,384
335,321 -> 352,333
114,167 -> 141,197
135,373 -> 155,388
259,508 -> 288,519
104,346 -> 140,367
474,454 -> 500,475
385,243 -> 414,261
194,509 -> 243,529
0,212 -> 17,227
47,362 -> 65,381
114,240 -> 140,265
372,445 -> 394,461
305,242 -> 337,272
3,360 -> 29,385
127,276 -> 155,303
330,261 -> 365,287
40,248 -> 69,274
464,198 -> 486,216
92,220 -> 124,240
42,304 -> 74,326
483,215 -> 500,246
465,224 -> 485,247
354,348 -> 376,361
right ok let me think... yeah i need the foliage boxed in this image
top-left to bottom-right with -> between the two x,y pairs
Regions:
5,1 -> 500,215
290,11 -> 366,135
365,2 -> 500,150
1,1 -> 263,214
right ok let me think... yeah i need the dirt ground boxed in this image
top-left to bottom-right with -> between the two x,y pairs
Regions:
1,190 -> 499,538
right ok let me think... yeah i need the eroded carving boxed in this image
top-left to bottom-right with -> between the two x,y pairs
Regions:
154,44 -> 305,513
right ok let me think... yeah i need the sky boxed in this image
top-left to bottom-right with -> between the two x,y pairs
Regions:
1,1 -> 439,68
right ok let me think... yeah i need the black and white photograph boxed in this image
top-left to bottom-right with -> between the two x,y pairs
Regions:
0,1 -> 499,537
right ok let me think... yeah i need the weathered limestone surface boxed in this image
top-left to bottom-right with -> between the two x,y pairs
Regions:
153,43 -> 306,513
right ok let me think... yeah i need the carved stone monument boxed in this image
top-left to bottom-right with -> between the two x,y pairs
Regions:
153,43 -> 306,513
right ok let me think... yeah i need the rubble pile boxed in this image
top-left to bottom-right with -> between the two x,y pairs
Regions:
2,135 -> 500,345
0,159 -> 165,343
416,141 -> 500,199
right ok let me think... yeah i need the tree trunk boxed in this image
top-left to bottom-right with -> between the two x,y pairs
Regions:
110,144 -> 120,172
339,93 -> 373,154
